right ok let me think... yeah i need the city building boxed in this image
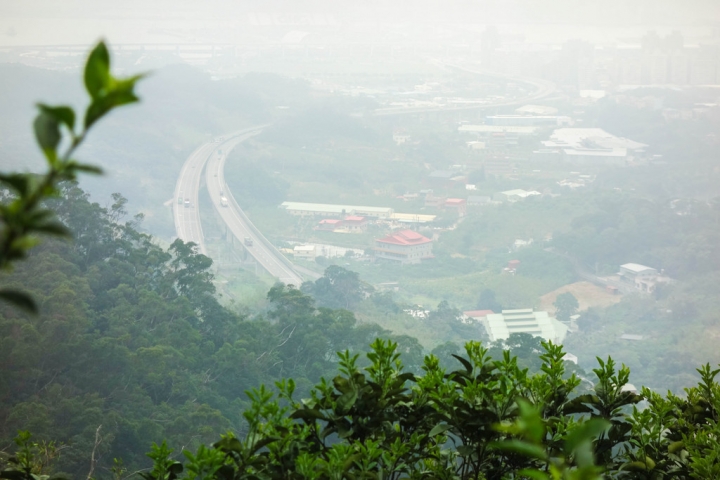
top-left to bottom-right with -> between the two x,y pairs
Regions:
617,263 -> 672,293
316,219 -> 343,231
293,245 -> 317,259
540,128 -> 647,165
374,229 -> 433,264
315,216 -> 368,233
342,216 -> 368,233
493,189 -> 541,203
485,115 -> 573,127
444,198 -> 467,216
467,195 -> 491,206
281,202 -> 393,218
483,309 -> 569,343
389,213 -> 437,224
463,310 -> 494,322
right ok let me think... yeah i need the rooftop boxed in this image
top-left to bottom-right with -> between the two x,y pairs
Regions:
389,213 -> 436,223
281,202 -> 393,215
545,128 -> 647,151
500,189 -> 541,198
376,229 -> 432,246
484,309 -> 568,343
459,125 -> 538,134
516,104 -> 559,115
464,310 -> 494,318
620,263 -> 657,273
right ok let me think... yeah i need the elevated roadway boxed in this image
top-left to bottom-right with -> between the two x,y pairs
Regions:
173,126 -> 305,286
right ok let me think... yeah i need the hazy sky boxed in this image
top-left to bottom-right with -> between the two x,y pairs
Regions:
1,0 -> 719,47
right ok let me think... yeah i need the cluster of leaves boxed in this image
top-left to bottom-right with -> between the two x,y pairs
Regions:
130,339 -> 661,479
0,41 -> 143,313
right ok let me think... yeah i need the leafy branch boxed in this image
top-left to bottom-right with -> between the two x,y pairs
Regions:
0,41 -> 144,313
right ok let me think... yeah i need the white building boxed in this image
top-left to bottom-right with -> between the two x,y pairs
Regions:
539,128 -> 647,166
293,245 -> 316,259
493,189 -> 541,203
484,309 -> 569,343
281,202 -> 394,218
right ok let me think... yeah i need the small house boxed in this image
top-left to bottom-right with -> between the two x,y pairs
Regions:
293,245 -> 317,260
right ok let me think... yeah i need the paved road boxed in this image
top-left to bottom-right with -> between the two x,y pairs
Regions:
173,126 -> 305,286
205,137 -> 305,286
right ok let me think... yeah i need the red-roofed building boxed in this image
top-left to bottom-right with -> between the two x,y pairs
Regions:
374,229 -> 433,264
463,310 -> 494,321
316,218 -> 343,231
445,198 -> 467,216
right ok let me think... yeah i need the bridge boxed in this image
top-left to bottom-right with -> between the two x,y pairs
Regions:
173,126 -> 305,286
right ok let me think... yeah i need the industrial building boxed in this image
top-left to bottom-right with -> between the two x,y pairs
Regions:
483,309 -> 569,343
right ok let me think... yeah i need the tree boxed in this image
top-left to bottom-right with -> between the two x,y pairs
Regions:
477,288 -> 502,312
135,340 -> 644,480
0,41 -> 143,313
554,292 -> 580,322
300,265 -> 373,310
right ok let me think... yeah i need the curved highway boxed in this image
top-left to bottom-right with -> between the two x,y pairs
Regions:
173,126 -> 305,286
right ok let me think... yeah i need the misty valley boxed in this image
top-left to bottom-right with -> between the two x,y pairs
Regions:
1,1 -> 720,478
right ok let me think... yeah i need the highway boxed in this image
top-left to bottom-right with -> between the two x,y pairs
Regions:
173,126 -> 305,286
205,137 -> 305,286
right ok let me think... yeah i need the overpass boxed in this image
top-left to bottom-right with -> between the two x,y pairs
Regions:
173,126 -> 305,286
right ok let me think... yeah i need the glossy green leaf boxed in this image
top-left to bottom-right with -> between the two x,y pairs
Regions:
33,111 -> 61,154
84,41 -> 111,99
38,104 -> 75,131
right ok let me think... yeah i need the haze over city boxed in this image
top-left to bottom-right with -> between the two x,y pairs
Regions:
2,1 -> 720,477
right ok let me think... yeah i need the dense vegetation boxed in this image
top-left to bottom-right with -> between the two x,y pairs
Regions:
0,182 -> 404,476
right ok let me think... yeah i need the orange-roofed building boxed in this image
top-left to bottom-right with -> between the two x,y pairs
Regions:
374,229 -> 433,264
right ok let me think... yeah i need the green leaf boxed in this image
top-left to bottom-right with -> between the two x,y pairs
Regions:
429,424 -> 452,437
337,388 -> 358,413
84,41 -> 111,99
84,89 -> 139,129
451,354 -> 473,372
38,104 -> 75,131
33,111 -> 61,154
564,418 -> 609,456
290,408 -> 327,421
0,470 -> 28,480
0,174 -> 31,196
490,439 -> 548,461
67,163 -> 103,175
0,288 -> 38,314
